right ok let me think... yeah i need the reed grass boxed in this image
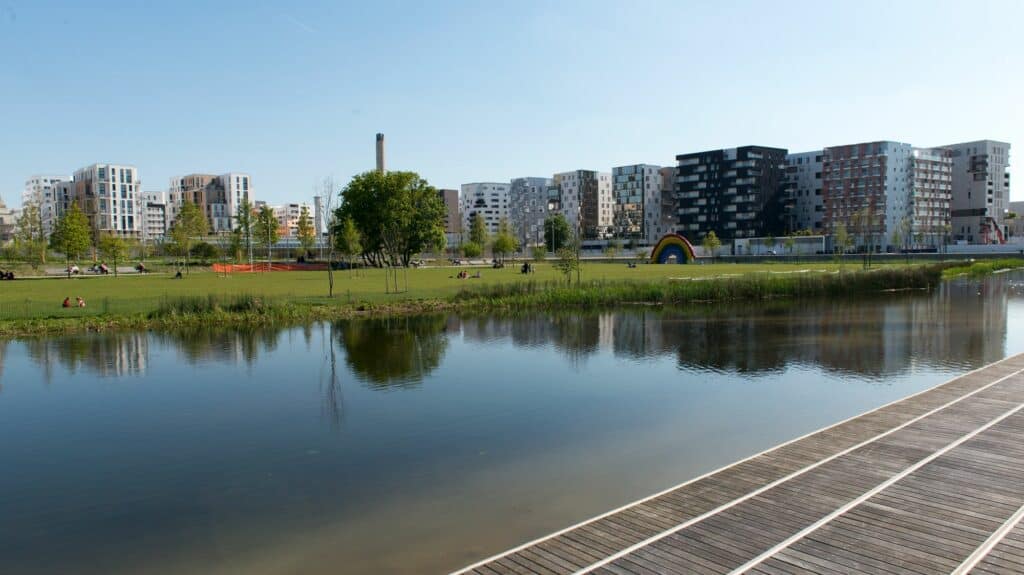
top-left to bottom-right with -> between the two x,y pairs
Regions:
454,265 -> 946,309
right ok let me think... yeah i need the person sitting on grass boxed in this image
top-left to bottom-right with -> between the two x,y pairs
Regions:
62,297 -> 71,308
77,297 -> 85,308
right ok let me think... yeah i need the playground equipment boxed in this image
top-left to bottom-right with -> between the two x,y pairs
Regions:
650,233 -> 696,264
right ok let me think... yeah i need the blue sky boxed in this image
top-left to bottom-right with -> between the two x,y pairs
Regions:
2,0 -> 1022,207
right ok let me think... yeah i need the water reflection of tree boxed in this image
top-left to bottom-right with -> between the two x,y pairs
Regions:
320,323 -> 345,429
154,328 -> 267,365
336,315 -> 449,389
0,339 -> 7,391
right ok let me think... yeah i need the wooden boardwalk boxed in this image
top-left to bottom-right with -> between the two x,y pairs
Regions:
453,353 -> 1024,575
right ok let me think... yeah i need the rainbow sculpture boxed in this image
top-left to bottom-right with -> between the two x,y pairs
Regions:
650,233 -> 696,264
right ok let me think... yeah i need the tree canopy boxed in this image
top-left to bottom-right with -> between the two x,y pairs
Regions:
49,203 -> 91,277
335,170 -> 446,267
336,217 -> 362,272
297,205 -> 316,253
15,201 -> 47,267
544,214 -> 571,253
235,197 -> 254,257
170,201 -> 208,271
468,213 -> 489,248
491,218 -> 519,263
702,230 -> 722,259
98,234 -> 128,277
254,205 -> 279,265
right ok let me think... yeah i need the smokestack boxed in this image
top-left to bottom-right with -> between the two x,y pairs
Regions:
376,133 -> 385,173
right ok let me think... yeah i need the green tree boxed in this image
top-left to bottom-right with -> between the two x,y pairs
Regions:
297,205 -> 316,256
543,213 -> 571,253
702,230 -> 722,261
554,243 -> 580,285
170,201 -> 208,274
833,223 -> 851,268
254,205 -> 279,269
531,245 -> 547,263
491,218 -> 519,264
228,228 -> 244,263
336,217 -> 362,276
14,201 -> 47,268
98,233 -> 128,278
469,213 -> 489,249
762,234 -> 775,255
335,170 -> 446,267
461,241 -> 482,258
604,239 -> 622,259
235,197 -> 254,262
783,234 -> 796,255
50,203 -> 92,278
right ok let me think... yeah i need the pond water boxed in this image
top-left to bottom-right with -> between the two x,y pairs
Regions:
1,274 -> 1023,574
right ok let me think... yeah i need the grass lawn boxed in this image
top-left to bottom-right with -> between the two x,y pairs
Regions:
0,260 -> 911,321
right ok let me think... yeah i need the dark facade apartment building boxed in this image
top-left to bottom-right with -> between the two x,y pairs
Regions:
674,146 -> 792,242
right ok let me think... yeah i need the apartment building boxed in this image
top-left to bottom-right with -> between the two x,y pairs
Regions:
554,170 -> 613,240
785,151 -> 825,233
273,203 -> 311,238
0,196 -> 17,242
822,141 -> 951,251
140,191 -> 167,241
168,172 -> 252,233
70,164 -> 142,237
655,166 -> 678,240
437,189 -> 461,247
22,175 -> 70,237
674,146 -> 791,242
460,182 -> 510,236
945,140 -> 1011,244
508,177 -> 555,246
612,164 -> 670,245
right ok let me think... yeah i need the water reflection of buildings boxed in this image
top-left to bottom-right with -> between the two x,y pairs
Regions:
23,333 -> 148,381
455,281 -> 1009,378
10,277 -> 1012,386
153,328 -> 278,365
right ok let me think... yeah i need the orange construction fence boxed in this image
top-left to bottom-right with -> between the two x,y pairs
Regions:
211,263 -> 328,273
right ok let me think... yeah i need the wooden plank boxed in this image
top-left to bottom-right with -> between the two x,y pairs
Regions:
450,355 -> 1024,575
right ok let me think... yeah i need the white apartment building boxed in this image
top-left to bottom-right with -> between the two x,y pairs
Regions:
168,172 -> 252,234
785,151 -> 824,233
22,175 -> 70,237
612,164 -> 670,245
554,170 -> 613,240
508,177 -> 555,246
140,191 -> 167,241
460,182 -> 510,236
945,140 -> 1011,244
72,164 -> 142,237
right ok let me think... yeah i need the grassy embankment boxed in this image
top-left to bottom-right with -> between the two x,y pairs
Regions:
0,259 -> 1005,337
939,258 -> 1024,279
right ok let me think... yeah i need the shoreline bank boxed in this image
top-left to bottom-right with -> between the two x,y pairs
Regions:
0,262 -> 969,339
